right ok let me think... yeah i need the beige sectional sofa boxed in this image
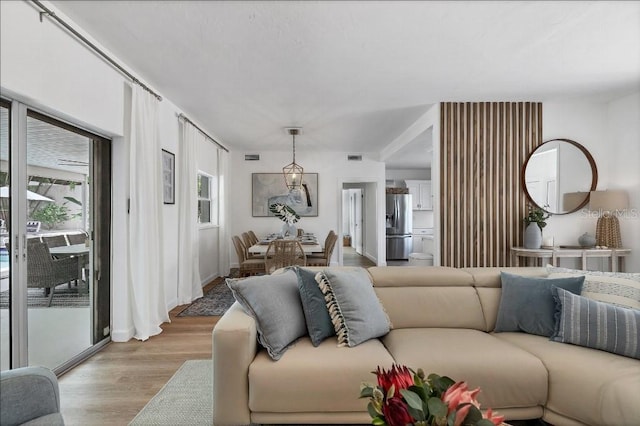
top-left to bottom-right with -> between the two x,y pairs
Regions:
212,266 -> 640,426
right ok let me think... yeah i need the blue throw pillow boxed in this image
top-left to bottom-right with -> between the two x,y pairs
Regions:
494,272 -> 584,337
552,287 -> 640,359
295,267 -> 335,346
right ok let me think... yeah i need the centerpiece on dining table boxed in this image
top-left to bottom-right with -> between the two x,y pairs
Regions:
269,203 -> 300,238
360,364 -> 505,426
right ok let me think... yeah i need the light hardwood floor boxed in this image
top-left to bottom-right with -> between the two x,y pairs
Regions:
57,280 -> 221,426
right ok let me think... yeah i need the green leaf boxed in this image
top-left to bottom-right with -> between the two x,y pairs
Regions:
360,386 -> 374,398
371,416 -> 386,426
408,405 -> 426,422
409,385 -> 427,401
399,389 -> 424,411
464,404 -> 482,423
63,196 -> 82,206
427,397 -> 448,418
368,402 -> 382,418
386,384 -> 395,401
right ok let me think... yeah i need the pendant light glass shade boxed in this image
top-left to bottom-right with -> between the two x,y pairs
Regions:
283,128 -> 303,190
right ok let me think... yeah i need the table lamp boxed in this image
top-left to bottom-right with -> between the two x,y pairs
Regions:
589,190 -> 629,248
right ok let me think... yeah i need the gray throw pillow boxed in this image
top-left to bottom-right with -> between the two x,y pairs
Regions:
494,272 -> 584,337
226,270 -> 306,360
295,267 -> 335,347
552,287 -> 640,359
315,268 -> 390,347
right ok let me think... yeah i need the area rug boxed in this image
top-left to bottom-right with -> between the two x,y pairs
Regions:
0,286 -> 89,309
129,360 -> 212,425
177,282 -> 236,317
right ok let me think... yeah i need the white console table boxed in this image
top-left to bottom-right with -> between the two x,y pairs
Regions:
511,246 -> 631,272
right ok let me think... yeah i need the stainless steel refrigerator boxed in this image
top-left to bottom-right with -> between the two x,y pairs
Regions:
386,194 -> 413,260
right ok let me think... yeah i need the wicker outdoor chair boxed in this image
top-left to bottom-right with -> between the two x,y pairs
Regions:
264,239 -> 306,274
232,235 -> 265,277
67,232 -> 88,245
42,235 -> 68,248
27,239 -> 81,307
307,231 -> 338,267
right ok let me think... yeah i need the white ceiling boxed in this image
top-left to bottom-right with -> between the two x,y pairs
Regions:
51,1 -> 640,168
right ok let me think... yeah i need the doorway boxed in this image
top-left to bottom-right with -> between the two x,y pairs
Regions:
341,182 -> 376,267
0,99 -> 111,373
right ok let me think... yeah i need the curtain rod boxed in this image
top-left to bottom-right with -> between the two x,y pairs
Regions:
31,0 -> 163,101
178,114 -> 229,152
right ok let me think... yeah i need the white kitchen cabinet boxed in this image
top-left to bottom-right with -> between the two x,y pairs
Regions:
405,180 -> 432,210
411,228 -> 434,253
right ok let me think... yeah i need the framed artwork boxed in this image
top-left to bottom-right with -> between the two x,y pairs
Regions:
162,149 -> 175,204
252,173 -> 318,217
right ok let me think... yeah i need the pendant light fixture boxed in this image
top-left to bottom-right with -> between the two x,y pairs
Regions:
283,128 -> 304,190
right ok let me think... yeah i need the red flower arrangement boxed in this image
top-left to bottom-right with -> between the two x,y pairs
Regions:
360,364 -> 505,426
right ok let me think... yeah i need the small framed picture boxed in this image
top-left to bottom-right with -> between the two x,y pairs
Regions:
162,149 -> 175,204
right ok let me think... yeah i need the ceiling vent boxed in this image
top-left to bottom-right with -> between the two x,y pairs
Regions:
347,155 -> 363,161
245,154 -> 260,161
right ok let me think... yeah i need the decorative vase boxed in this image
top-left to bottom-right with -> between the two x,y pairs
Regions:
281,223 -> 297,238
523,223 -> 542,249
578,232 -> 596,248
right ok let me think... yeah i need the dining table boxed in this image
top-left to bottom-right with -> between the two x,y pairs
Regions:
248,235 -> 323,255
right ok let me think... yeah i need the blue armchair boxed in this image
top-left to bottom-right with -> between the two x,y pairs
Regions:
0,366 -> 65,425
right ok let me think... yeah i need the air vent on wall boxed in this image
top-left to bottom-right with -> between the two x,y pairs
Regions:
347,155 -> 363,161
245,154 -> 260,161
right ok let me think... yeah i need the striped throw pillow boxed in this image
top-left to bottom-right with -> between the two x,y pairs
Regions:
547,265 -> 640,310
551,287 -> 639,359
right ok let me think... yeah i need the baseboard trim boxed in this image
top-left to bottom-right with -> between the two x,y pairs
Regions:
111,326 -> 135,342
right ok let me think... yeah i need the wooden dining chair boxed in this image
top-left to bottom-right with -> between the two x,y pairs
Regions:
264,240 -> 306,274
241,232 -> 262,259
232,236 -> 265,277
247,230 -> 259,246
307,232 -> 338,267
308,230 -> 336,259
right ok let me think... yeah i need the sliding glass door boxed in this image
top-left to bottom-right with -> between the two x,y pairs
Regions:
0,99 -> 111,373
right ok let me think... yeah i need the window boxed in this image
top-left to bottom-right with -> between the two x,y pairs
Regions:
198,172 -> 217,225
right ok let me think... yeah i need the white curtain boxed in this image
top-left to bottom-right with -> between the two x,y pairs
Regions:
128,85 -> 168,341
218,148 -> 230,276
177,121 -> 203,304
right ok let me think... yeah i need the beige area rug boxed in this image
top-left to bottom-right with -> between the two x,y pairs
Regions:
129,360 -> 212,425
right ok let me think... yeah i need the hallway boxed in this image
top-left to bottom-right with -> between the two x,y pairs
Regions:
342,246 -> 376,267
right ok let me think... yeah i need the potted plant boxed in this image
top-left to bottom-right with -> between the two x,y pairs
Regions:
269,203 -> 300,237
523,206 -> 550,249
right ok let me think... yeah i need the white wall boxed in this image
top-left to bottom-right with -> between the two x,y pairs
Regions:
605,92 -> 640,272
1,1 -> 224,341
543,95 -> 639,272
229,151 -> 386,266
385,168 -> 431,182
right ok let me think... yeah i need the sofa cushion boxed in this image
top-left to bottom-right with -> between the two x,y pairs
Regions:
295,267 -> 335,346
368,266 -> 473,287
494,272 -> 584,337
316,268 -> 390,347
547,266 -> 640,310
463,267 -> 548,287
551,287 -> 640,359
226,270 -> 306,360
382,328 -> 548,411
248,337 -> 395,413
494,332 -> 640,426
375,287 -> 486,330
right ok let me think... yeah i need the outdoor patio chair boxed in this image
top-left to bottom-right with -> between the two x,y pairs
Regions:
307,231 -> 338,267
43,235 -> 68,248
27,239 -> 81,307
264,239 -> 306,274
232,235 -> 265,277
67,232 -> 88,245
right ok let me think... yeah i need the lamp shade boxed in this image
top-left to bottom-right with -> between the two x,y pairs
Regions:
589,190 -> 629,212
562,191 -> 589,212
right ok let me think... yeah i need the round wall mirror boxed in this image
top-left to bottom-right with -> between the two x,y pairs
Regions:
522,138 -> 598,215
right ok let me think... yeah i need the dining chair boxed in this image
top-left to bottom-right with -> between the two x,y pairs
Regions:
67,232 -> 88,245
241,232 -> 262,259
264,239 -> 306,274
308,230 -> 336,259
232,235 -> 265,277
26,239 -> 81,306
247,230 -> 259,246
296,228 -> 304,237
307,231 -> 338,267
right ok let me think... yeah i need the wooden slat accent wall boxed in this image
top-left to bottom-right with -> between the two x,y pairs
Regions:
440,102 -> 542,267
